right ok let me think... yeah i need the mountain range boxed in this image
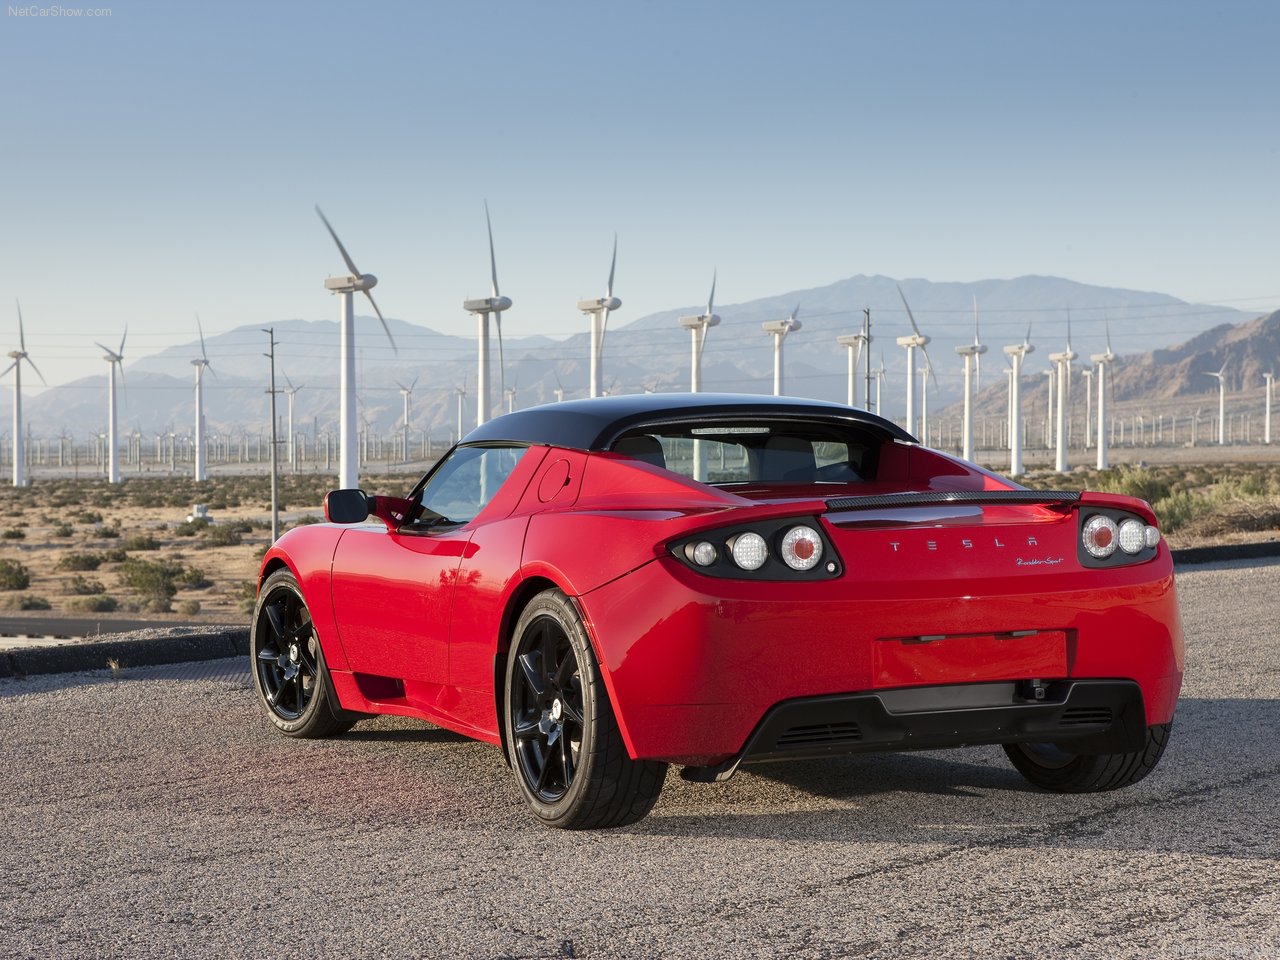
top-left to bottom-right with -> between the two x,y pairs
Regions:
4,274 -> 1267,442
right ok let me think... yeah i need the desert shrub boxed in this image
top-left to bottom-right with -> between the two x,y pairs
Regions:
237,580 -> 258,614
52,523 -> 73,538
57,552 -> 103,571
6,594 -> 51,610
68,595 -> 119,613
2,529 -> 25,540
101,548 -> 128,563
98,526 -> 120,539
74,510 -> 104,525
1151,490 -> 1208,534
0,559 -> 31,590
118,557 -> 183,611
175,599 -> 202,616
203,524 -> 243,547
62,575 -> 106,595
290,515 -> 322,528
175,517 -> 209,537
125,534 -> 160,551
178,566 -> 211,589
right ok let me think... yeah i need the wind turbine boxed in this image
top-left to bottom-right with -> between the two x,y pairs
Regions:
836,308 -> 872,409
872,353 -> 887,414
1264,370 -> 1274,445
1048,314 -> 1078,473
1002,321 -> 1034,475
190,315 -> 215,481
577,236 -> 621,399
281,371 -> 303,469
1205,361 -> 1228,445
1081,366 -> 1094,449
895,285 -> 933,438
316,205 -> 396,490
505,374 -> 519,413
396,375 -> 417,463
95,328 -> 127,484
455,379 -> 468,444
678,272 -> 721,392
954,296 -> 987,462
552,370 -> 566,404
762,304 -> 801,397
463,202 -> 513,427
1090,319 -> 1116,469
3,301 -> 46,487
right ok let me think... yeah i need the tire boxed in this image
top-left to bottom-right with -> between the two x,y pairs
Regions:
1004,722 -> 1172,793
251,568 -> 357,738
503,588 -> 666,829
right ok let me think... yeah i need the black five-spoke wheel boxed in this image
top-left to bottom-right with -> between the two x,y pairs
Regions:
510,614 -> 585,803
503,588 -> 667,829
251,569 -> 356,738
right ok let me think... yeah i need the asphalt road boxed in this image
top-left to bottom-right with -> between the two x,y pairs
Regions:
1,560 -> 1277,959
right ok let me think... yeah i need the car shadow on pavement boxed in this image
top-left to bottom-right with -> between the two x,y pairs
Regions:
632,696 -> 1280,858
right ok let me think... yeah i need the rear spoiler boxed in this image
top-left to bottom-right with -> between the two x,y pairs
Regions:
825,490 -> 1081,512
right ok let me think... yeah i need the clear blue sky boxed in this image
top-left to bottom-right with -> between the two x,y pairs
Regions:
1,0 -> 1277,387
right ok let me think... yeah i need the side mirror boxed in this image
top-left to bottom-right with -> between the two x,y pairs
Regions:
324,489 -> 371,524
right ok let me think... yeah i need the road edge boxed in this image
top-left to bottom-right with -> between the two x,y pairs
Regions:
1,628 -> 250,679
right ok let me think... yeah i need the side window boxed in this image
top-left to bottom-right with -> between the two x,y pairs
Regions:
416,445 -> 526,525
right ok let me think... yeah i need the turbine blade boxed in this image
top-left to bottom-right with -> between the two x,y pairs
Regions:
896,284 -> 922,338
707,270 -> 717,316
119,326 -> 128,357
409,374 -> 418,391
485,201 -> 500,298
921,344 -> 939,391
1024,320 -> 1031,347
0,360 -> 16,378
1104,316 -> 1113,354
16,299 -> 25,353
976,351 -> 982,391
94,341 -> 113,356
362,290 -> 397,354
972,295 -> 980,344
496,311 -> 507,403
23,355 -> 47,386
607,233 -> 617,299
790,302 -> 800,323
315,205 -> 363,278
196,313 -> 209,361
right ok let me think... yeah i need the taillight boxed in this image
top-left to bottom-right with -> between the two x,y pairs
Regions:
670,518 -> 842,580
1079,510 -> 1161,567
727,532 -> 768,571
780,525 -> 823,571
1082,515 -> 1118,559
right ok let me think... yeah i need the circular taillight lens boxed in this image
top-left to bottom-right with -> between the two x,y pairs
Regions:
780,525 -> 823,571
729,531 -> 768,570
1117,519 -> 1146,555
1082,515 -> 1119,559
687,541 -> 718,567
1144,525 -> 1161,549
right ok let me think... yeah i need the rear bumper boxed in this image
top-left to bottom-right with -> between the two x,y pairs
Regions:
680,679 -> 1147,782
577,552 -> 1184,766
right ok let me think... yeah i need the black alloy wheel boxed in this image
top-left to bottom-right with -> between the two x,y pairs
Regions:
503,588 -> 667,829
251,569 -> 356,738
509,614 -> 584,804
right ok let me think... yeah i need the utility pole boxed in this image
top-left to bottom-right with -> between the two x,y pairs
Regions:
264,328 -> 280,543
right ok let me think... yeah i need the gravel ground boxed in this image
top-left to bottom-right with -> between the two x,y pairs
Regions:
0,560 -> 1277,959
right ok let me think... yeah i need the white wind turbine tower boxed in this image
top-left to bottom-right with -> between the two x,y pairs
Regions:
281,371 -> 304,469
95,328 -> 127,484
396,376 -> 417,462
1002,322 -> 1034,475
1081,366 -> 1094,449
463,203 -> 513,427
1264,370 -> 1274,444
1048,314 -> 1078,473
918,356 -> 939,445
3,301 -> 47,488
316,206 -> 396,490
872,353 -> 887,414
895,285 -> 933,437
762,304 -> 801,396
1090,319 -> 1117,470
836,309 -> 872,409
191,315 -> 214,481
954,296 -> 987,462
1204,361 -> 1228,445
577,236 -> 621,398
678,273 -> 721,393
455,379 -> 467,443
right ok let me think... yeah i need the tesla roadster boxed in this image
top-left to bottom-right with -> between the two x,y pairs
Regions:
251,394 -> 1184,829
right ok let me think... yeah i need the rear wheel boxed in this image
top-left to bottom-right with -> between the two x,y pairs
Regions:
251,568 -> 357,738
1004,722 -> 1172,792
503,589 -> 666,829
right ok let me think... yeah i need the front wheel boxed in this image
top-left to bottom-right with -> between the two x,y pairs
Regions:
251,568 -> 357,738
503,589 -> 666,829
1004,722 -> 1172,792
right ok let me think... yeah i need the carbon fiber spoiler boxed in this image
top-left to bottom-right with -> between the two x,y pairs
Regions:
825,490 -> 1082,512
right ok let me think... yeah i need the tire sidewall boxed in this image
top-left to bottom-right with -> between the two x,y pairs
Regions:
503,590 -> 601,825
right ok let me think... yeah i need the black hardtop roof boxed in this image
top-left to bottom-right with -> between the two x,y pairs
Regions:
462,393 -> 916,450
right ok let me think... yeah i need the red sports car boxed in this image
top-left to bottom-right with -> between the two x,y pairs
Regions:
251,394 -> 1184,829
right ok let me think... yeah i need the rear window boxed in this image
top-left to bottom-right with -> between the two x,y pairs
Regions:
610,422 -> 876,485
